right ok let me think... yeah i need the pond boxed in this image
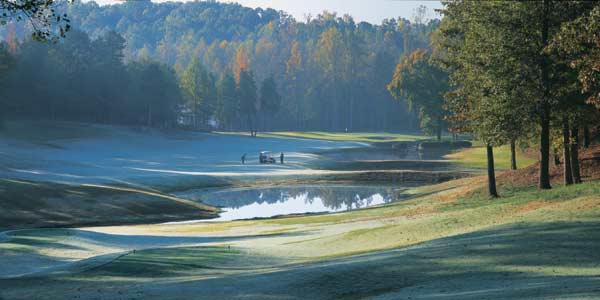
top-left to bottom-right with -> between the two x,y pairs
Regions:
176,185 -> 412,221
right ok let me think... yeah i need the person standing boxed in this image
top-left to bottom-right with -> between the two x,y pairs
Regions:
280,152 -> 284,164
241,153 -> 246,165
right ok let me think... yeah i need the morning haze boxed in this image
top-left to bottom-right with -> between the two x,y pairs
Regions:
0,0 -> 599,299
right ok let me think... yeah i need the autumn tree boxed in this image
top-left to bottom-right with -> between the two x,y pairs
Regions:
1,0 -> 71,41
433,1 -> 535,196
216,72 -> 239,130
237,68 -> 258,136
551,4 -> 600,173
180,57 -> 217,128
259,75 -> 281,129
388,49 -> 449,141
435,0 -> 597,194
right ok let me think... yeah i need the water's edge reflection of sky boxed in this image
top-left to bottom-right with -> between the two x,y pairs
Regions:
176,185 -> 408,222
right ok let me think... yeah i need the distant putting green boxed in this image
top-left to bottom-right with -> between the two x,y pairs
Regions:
220,131 -> 428,143
445,144 -> 538,170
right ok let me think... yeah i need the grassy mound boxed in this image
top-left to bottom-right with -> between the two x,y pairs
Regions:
0,179 -> 219,230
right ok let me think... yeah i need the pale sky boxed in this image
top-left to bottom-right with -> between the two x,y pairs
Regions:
89,0 -> 443,24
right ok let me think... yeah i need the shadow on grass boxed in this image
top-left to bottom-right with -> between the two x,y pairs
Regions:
277,221 -> 600,300
3,221 -> 600,299
0,178 -> 224,229
0,228 -> 308,279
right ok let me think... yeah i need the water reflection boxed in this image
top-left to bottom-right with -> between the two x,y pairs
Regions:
177,185 -> 406,221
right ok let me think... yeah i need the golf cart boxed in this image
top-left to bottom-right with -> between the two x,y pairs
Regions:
259,151 -> 276,164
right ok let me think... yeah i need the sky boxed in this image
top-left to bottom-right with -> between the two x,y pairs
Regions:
218,0 -> 443,24
90,0 -> 443,24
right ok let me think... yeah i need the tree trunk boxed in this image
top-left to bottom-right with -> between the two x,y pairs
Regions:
538,0 -> 551,190
247,115 -> 253,137
539,107 -> 551,189
563,119 -> 573,185
510,139 -> 517,171
147,104 -> 152,127
571,127 -> 582,184
436,117 -> 442,141
583,126 -> 591,148
349,90 -> 354,132
487,144 -> 498,198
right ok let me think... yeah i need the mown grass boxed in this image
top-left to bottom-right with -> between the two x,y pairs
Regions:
253,177 -> 600,260
4,176 -> 600,295
0,178 -> 219,229
0,229 -> 74,255
80,246 -> 285,280
0,120 -> 109,142
445,144 -> 538,170
441,180 -> 600,212
219,131 -> 428,143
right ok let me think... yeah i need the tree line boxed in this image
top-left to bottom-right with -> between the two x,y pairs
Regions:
0,30 -> 182,127
389,1 -> 600,195
1,0 -> 438,132
0,28 -> 284,132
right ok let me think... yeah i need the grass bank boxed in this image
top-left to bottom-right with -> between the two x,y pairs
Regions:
0,179 -> 219,230
2,177 -> 600,299
445,143 -> 538,170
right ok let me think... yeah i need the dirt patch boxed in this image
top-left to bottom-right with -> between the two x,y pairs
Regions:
513,200 -> 554,215
574,197 -> 600,211
403,204 -> 438,219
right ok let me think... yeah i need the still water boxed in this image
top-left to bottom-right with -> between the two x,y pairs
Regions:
176,185 -> 409,221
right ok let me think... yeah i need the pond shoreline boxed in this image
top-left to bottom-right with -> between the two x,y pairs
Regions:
0,138 -> 478,230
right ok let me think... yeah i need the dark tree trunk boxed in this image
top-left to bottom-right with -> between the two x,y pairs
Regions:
583,126 -> 591,148
539,0 -> 551,190
510,139 -> 517,171
436,117 -> 442,141
349,90 -> 354,132
563,119 -> 573,185
571,127 -> 582,184
147,104 -> 152,127
487,144 -> 498,198
539,107 -> 551,189
247,115 -> 254,137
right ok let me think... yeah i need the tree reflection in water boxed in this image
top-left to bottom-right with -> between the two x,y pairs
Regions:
178,185 -> 407,221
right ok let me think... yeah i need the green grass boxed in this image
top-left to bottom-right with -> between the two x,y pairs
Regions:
3,177 -> 600,300
445,144 -> 538,170
0,120 -> 109,143
82,246 -> 284,280
219,131 -> 428,143
0,229 -> 74,255
441,180 -> 600,213
0,178 -> 219,229
255,178 -> 600,260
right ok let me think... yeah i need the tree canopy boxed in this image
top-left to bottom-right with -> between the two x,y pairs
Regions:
432,0 -> 600,196
1,0 -> 438,132
388,49 -> 449,140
